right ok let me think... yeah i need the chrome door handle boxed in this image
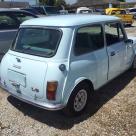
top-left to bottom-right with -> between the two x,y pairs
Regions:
110,51 -> 116,56
11,82 -> 20,88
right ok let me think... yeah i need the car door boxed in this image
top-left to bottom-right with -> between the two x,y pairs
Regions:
69,24 -> 108,89
124,39 -> 134,69
0,13 -> 18,61
105,22 -> 128,80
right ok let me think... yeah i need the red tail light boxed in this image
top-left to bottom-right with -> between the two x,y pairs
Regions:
46,81 -> 58,100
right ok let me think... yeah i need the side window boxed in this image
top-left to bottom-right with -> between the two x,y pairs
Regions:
74,25 -> 104,56
105,22 -> 125,46
0,14 -> 18,30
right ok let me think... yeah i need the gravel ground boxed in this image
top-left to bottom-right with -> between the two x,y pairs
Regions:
0,23 -> 136,136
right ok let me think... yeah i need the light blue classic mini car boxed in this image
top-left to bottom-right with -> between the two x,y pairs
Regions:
0,14 -> 136,116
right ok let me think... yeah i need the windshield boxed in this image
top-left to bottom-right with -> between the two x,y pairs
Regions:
12,28 -> 62,57
33,7 -> 45,15
79,10 -> 93,14
45,7 -> 60,14
130,9 -> 136,12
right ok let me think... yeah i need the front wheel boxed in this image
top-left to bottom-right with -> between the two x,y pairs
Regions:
63,83 -> 91,116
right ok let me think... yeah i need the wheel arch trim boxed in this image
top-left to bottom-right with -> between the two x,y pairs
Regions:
64,77 -> 94,105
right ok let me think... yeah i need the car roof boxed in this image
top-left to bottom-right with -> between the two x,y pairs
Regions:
127,8 -> 136,9
0,8 -> 37,15
21,14 -> 120,27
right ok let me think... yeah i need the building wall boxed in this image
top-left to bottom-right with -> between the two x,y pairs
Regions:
4,0 -> 39,6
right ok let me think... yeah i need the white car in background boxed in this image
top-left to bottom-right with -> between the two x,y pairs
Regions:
76,7 -> 93,14
126,8 -> 136,19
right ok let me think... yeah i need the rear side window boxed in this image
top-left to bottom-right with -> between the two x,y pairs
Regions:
12,28 -> 62,57
74,25 -> 104,56
105,22 -> 125,46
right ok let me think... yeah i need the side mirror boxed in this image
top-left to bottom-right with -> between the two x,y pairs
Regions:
125,39 -> 133,44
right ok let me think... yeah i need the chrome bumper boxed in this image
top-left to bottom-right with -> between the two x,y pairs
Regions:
0,84 -> 65,111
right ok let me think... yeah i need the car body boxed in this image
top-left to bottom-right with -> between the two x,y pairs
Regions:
126,8 -> 136,19
105,8 -> 134,26
0,9 -> 37,61
0,14 -> 136,115
76,7 -> 93,14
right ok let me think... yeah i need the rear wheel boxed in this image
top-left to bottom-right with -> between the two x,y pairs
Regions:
63,82 -> 91,116
132,55 -> 136,69
128,24 -> 132,27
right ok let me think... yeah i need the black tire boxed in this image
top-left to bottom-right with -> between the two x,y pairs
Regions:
63,82 -> 91,116
128,24 -> 132,27
132,55 -> 136,69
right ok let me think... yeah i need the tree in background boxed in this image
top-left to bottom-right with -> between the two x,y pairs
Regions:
39,0 -> 66,6
55,0 -> 66,7
48,0 -> 56,6
39,0 -> 55,6
39,0 -> 48,5
118,0 -> 125,2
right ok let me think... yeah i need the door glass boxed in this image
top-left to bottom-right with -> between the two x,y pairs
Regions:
74,25 -> 104,56
105,22 -> 125,46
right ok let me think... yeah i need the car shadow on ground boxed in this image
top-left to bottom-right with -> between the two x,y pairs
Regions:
7,70 -> 136,130
125,25 -> 135,28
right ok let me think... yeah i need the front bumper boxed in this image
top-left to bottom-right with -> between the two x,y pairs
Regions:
0,84 -> 65,111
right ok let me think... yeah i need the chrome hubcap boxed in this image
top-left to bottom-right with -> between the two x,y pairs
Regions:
74,89 -> 87,112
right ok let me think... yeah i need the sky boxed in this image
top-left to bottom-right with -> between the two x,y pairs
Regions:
126,0 -> 136,2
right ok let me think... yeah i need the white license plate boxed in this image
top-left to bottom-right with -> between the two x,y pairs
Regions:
8,69 -> 26,87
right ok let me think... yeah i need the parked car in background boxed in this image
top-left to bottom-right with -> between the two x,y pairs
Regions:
21,7 -> 41,15
126,8 -> 136,19
1,14 -> 136,116
105,8 -> 134,26
0,9 -> 37,61
94,8 -> 105,15
76,7 -> 93,14
59,10 -> 68,15
30,6 -> 45,15
31,5 -> 60,15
